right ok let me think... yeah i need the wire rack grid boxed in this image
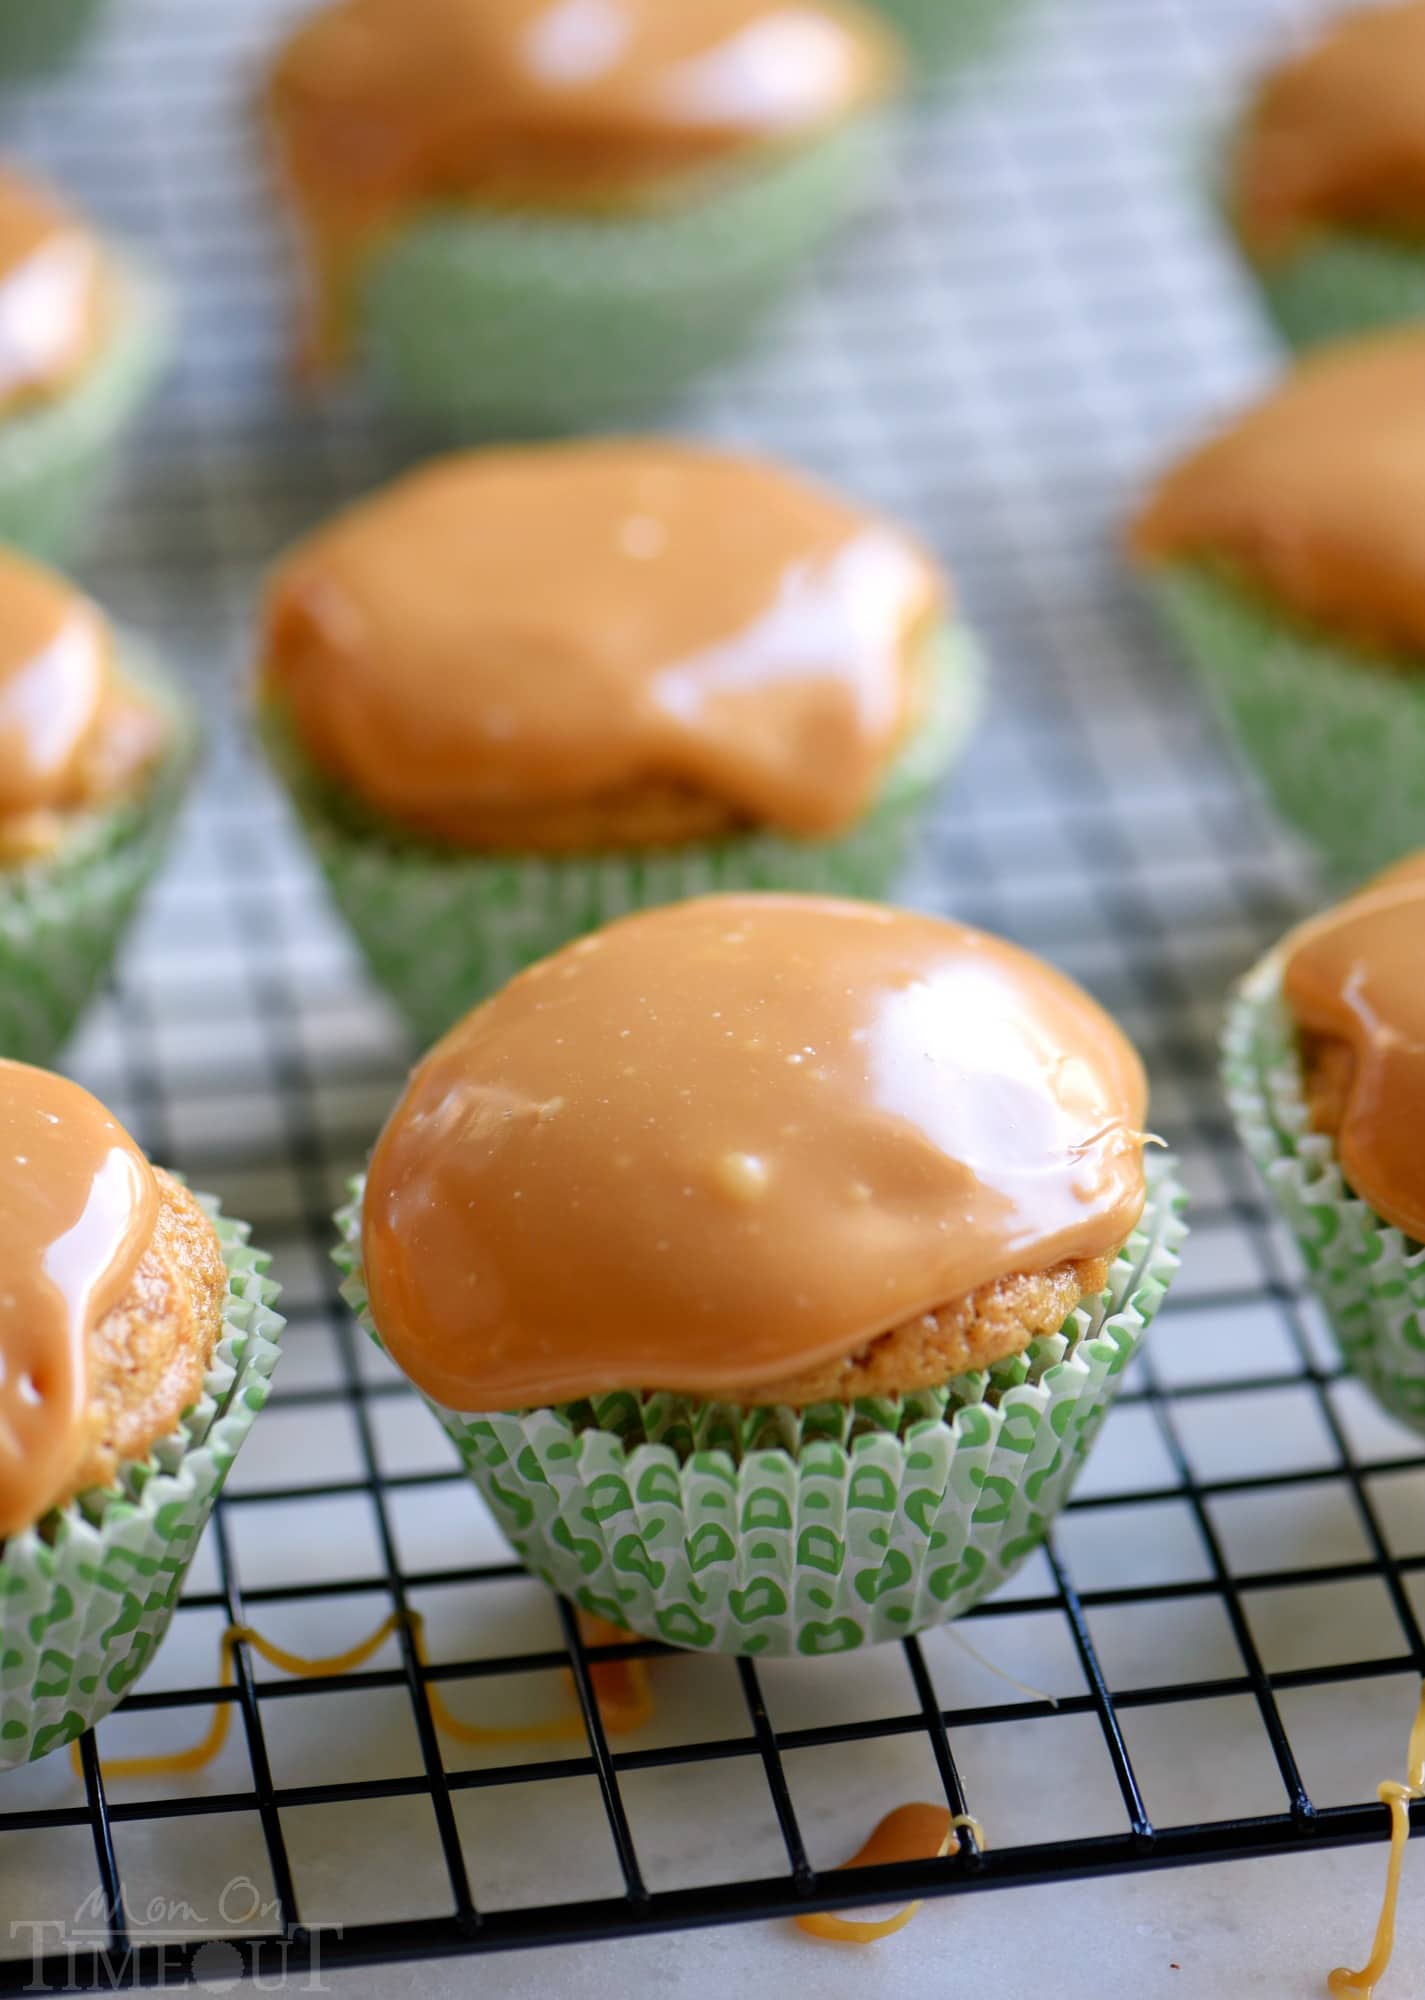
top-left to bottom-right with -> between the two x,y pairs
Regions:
1,0 -> 1423,1988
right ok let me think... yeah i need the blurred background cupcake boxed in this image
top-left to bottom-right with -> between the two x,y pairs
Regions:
0,1059 -> 282,1766
860,0 -> 1030,80
0,547 -> 196,1066
1223,856 -> 1425,1435
1224,0 -> 1425,352
339,894 -> 1184,1657
257,436 -> 979,1046
0,161 -> 170,561
1130,326 -> 1425,883
0,0 -> 105,79
265,0 -> 905,432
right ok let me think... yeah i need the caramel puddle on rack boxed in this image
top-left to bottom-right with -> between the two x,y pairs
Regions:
796,1803 -> 985,1945
1326,1681 -> 1425,2000
76,1610 -> 652,1779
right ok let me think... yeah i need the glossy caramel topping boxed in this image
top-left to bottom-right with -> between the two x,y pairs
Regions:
268,0 -> 900,367
263,441 -> 944,843
0,167 -> 103,413
0,548 -> 165,858
1283,853 -> 1425,1242
1131,329 -> 1425,659
362,895 -> 1149,1411
1234,2 -> 1425,265
0,1060 -> 159,1539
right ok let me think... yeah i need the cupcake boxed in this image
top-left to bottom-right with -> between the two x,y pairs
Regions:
1225,2 -> 1425,352
257,437 -> 980,1047
0,164 -> 169,562
1223,856 -> 1425,1434
0,547 -> 196,1066
337,894 -> 1185,1658
0,1059 -> 282,1765
1130,328 -> 1425,882
265,0 -> 903,432
0,0 -> 105,78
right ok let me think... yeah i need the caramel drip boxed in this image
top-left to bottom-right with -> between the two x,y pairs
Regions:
1131,328 -> 1425,660
796,1803 -> 982,1944
0,167 -> 102,414
263,441 -> 944,844
362,895 -> 1148,1412
0,548 -> 166,857
267,0 -> 900,369
1326,1679 -> 1425,2000
81,1609 -> 652,1780
1283,854 -> 1425,1242
0,1060 -> 159,1539
1233,2 -> 1425,266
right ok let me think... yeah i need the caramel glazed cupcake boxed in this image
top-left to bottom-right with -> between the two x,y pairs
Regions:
1131,328 -> 1425,881
0,164 -> 169,562
1227,1 -> 1425,350
266,0 -> 902,430
1225,855 -> 1425,1434
259,438 -> 980,1047
0,548 -> 196,1067
0,1061 -> 281,1765
339,896 -> 1186,1657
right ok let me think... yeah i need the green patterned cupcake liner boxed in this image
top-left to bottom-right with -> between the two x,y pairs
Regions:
1223,955 -> 1425,1435
361,114 -> 891,434
0,643 -> 198,1068
0,0 -> 104,77
0,1198 -> 283,1767
1146,565 -> 1425,884
262,622 -> 981,1049
0,251 -> 172,565
864,0 -> 1032,79
335,1159 -> 1185,1657
1246,231 -> 1425,354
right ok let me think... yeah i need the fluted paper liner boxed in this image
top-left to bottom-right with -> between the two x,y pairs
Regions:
360,117 -> 889,433
335,1159 -> 1185,1657
0,1200 -> 283,1766
264,624 -> 981,1050
0,644 -> 197,1068
1146,566 -> 1425,883
0,253 -> 171,565
1224,954 -> 1425,1435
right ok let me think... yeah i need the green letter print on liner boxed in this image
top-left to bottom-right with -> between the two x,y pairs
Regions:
337,1159 -> 1185,1658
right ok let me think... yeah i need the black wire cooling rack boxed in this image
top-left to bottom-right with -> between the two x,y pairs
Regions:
1,0 -> 1424,1988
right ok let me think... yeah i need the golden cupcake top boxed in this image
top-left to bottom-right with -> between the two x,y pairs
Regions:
0,165 -> 104,414
0,1061 -> 158,1538
0,549 -> 167,862
261,440 -> 945,847
1232,1 -> 1425,265
1130,328 -> 1425,658
1283,852 -> 1425,1242
268,0 -> 901,366
361,894 -> 1150,1412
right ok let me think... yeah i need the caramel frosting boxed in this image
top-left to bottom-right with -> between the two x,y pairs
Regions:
1283,852 -> 1425,1242
268,0 -> 901,368
1130,329 -> 1425,659
1233,2 -> 1425,265
0,549 -> 166,862
0,1060 -> 159,1539
0,166 -> 104,415
262,441 -> 945,846
361,894 -> 1149,1411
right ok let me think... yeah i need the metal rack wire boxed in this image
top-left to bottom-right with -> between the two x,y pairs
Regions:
1,0 -> 1423,1986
